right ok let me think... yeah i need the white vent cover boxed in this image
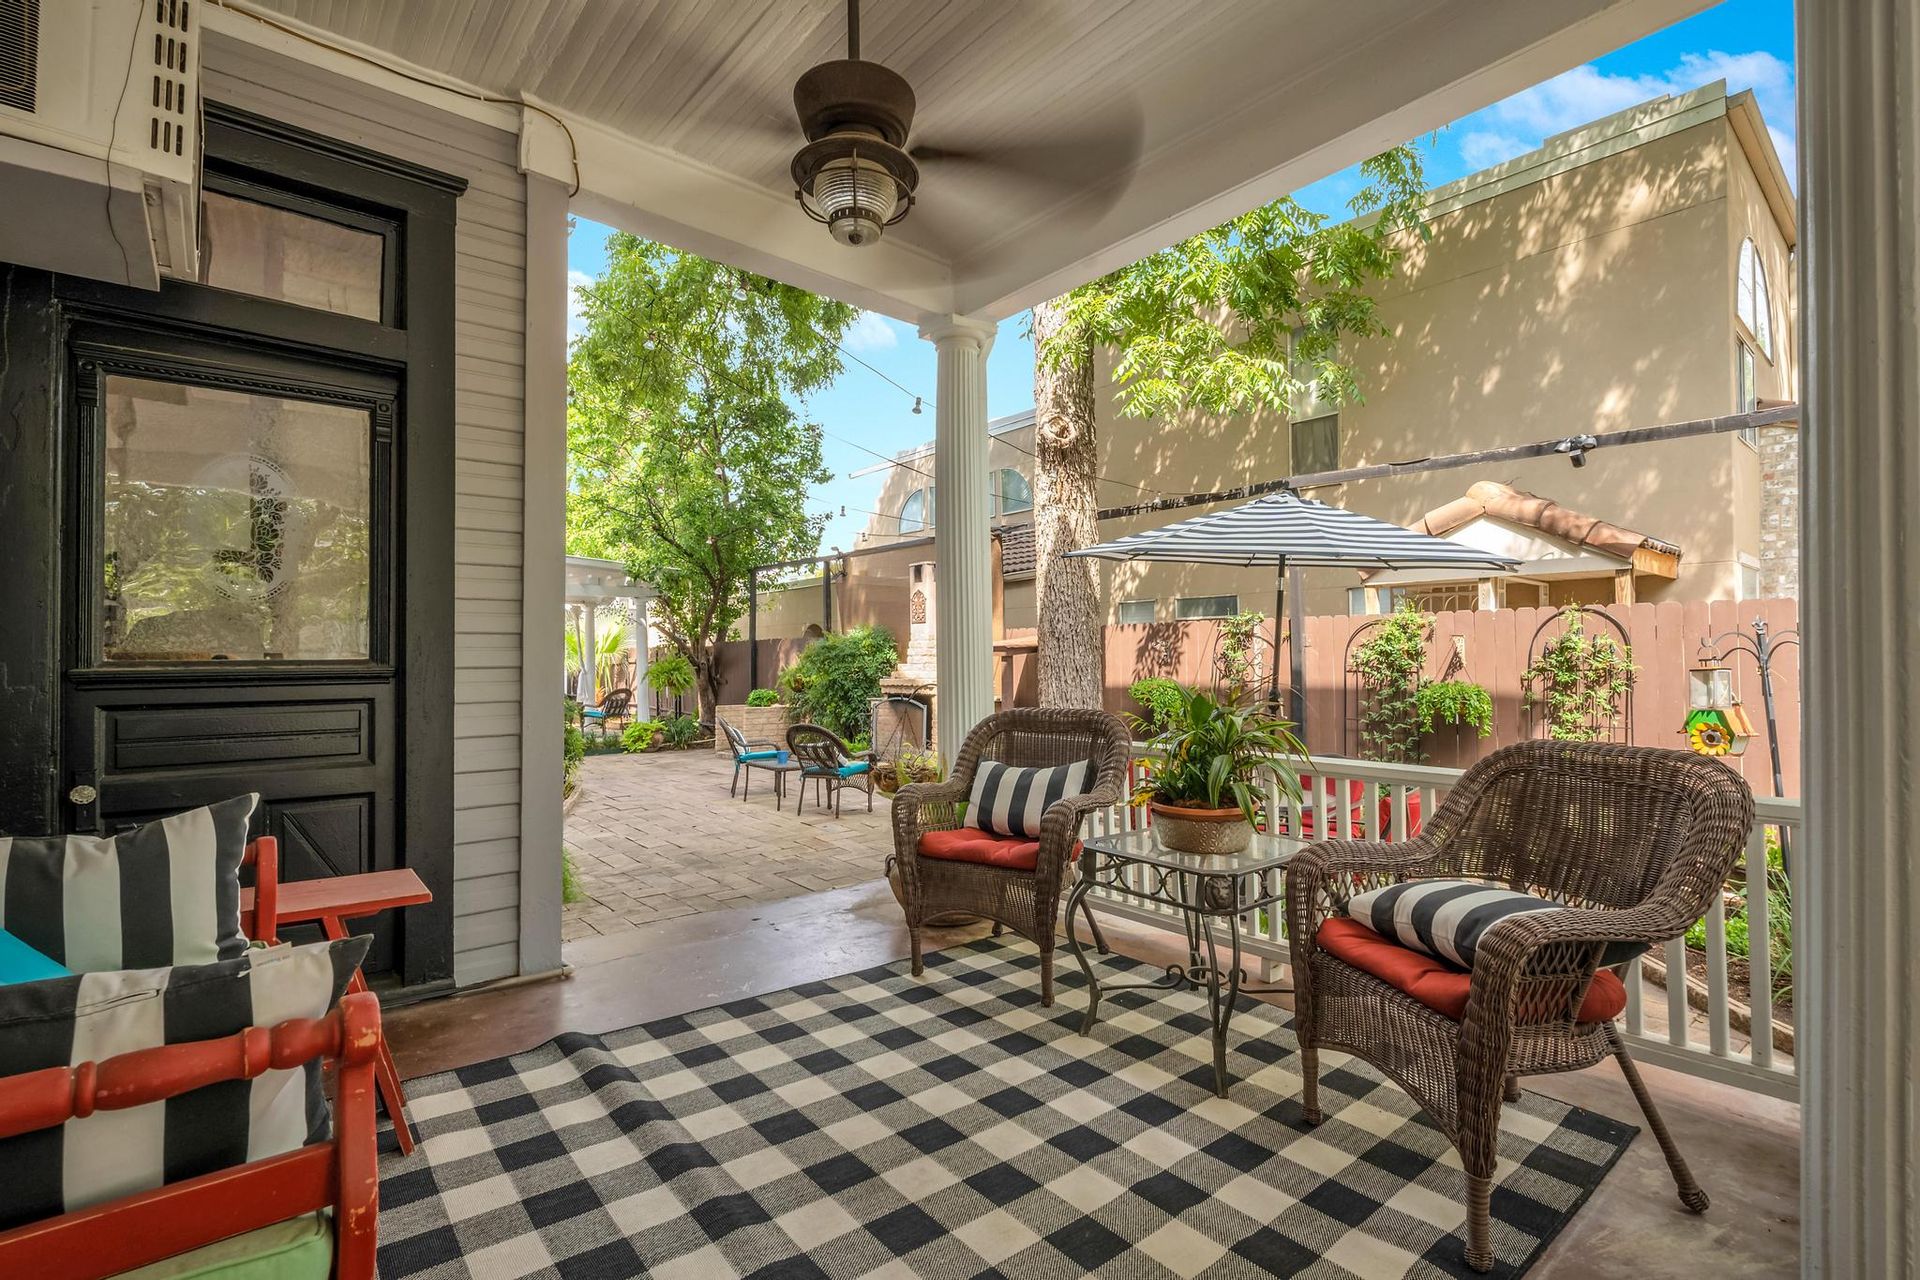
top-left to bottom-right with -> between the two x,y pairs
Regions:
146,0 -> 192,159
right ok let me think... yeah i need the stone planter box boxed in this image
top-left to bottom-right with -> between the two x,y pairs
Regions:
713,703 -> 791,754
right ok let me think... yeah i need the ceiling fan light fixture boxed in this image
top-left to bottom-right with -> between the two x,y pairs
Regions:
793,134 -> 917,247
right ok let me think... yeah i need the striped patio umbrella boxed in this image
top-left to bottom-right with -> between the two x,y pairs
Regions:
1067,491 -> 1520,731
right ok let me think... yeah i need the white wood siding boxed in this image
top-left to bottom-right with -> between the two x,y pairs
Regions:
203,37 -> 528,986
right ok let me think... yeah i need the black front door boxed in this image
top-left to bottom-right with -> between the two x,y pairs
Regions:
59,329 -> 405,972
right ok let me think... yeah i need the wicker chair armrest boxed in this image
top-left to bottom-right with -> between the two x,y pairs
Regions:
890,779 -> 970,903
1284,837 -> 1451,967
1459,905 -> 1679,1054
1032,781 -> 1125,880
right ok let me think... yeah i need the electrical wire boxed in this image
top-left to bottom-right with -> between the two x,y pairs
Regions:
207,0 -> 583,195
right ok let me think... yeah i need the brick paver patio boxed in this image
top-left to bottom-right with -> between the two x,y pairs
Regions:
562,749 -> 891,940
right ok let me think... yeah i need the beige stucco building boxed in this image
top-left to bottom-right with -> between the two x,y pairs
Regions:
814,82 -> 1798,636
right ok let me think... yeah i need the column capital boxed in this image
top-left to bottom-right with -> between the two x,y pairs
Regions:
917,314 -> 998,351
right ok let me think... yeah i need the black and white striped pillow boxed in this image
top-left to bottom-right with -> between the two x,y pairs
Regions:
1347,879 -> 1647,969
0,794 -> 257,971
0,935 -> 367,1232
965,759 -> 1095,840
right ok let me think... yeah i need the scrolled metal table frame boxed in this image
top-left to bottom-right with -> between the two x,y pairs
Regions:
1065,829 -> 1300,1098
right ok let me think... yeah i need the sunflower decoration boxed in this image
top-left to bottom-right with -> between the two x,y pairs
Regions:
1688,719 -> 1734,755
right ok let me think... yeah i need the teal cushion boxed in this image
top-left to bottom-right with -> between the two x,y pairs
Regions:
837,762 -> 870,778
740,750 -> 780,761
581,709 -> 607,720
0,928 -> 71,986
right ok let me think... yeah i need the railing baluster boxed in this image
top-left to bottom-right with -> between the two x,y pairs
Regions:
1390,785 -> 1409,844
1625,955 -> 1644,1036
1705,889 -> 1731,1057
1747,823 -> 1775,1069
1665,935 -> 1691,1048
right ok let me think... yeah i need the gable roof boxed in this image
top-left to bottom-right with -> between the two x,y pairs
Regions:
1414,481 -> 1680,562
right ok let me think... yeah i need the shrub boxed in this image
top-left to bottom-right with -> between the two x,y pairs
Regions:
745,688 -> 781,708
662,713 -> 702,747
1129,677 -> 1189,732
563,698 -> 587,795
783,625 -> 899,739
622,718 -> 666,752
561,847 -> 587,905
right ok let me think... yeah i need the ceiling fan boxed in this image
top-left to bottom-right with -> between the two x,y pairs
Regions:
786,0 -> 1143,247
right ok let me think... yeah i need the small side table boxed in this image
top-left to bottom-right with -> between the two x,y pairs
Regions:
245,869 -> 433,1154
1065,826 -> 1300,1098
743,757 -> 803,809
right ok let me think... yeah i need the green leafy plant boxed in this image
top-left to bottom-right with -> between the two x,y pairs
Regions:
1216,610 -> 1267,697
650,652 -> 696,702
1522,608 -> 1637,742
782,625 -> 899,739
1685,828 -> 1793,996
1128,686 -> 1308,824
873,746 -> 943,796
661,713 -> 702,748
563,699 -> 588,796
1129,677 -> 1190,732
621,718 -> 667,752
1415,680 -> 1495,738
561,847 -> 587,905
745,688 -> 781,708
1349,603 -> 1429,762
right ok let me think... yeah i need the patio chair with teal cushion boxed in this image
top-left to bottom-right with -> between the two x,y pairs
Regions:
787,724 -> 873,818
580,687 -> 635,740
720,716 -> 784,798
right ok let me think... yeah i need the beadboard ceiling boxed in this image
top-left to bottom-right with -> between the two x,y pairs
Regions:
235,0 -> 1710,319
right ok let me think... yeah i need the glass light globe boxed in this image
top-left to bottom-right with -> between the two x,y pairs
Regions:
803,154 -> 900,247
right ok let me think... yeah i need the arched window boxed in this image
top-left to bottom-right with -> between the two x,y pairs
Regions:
1737,238 -> 1773,359
898,487 -> 929,533
994,468 -> 1033,515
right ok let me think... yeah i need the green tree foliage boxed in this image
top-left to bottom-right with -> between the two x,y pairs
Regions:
1035,146 -> 1429,422
1128,677 -> 1190,731
781,626 -> 899,739
567,235 -> 857,715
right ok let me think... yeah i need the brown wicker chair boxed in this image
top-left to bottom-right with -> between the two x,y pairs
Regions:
892,707 -> 1130,1005
1286,741 -> 1754,1272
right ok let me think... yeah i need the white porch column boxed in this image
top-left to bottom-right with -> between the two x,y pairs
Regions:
1800,3 -> 1920,1273
581,602 -> 599,705
919,315 -> 997,765
632,592 -> 653,714
517,173 -> 570,979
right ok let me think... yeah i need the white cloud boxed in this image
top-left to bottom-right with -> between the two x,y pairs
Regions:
843,310 -> 901,353
567,270 -> 593,341
1454,49 -> 1796,182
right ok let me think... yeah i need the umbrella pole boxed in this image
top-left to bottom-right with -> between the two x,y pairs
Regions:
1266,561 -> 1286,711
1288,565 -> 1308,742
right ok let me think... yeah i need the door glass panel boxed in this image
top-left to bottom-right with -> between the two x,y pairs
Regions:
102,376 -> 373,662
198,190 -> 385,321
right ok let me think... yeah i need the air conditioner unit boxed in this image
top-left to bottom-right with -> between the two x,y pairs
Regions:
0,0 -> 201,289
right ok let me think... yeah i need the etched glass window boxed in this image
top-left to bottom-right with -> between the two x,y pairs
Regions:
102,376 -> 372,662
198,190 -> 385,321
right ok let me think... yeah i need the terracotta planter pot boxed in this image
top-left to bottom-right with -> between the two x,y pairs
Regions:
1149,800 -> 1254,855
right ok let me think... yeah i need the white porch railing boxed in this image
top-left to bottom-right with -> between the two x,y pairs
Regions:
1080,750 -> 1799,1101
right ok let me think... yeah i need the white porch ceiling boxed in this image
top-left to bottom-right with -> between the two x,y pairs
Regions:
239,0 -> 1710,321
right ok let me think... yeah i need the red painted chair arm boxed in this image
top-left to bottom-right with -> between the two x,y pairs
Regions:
243,836 -> 281,946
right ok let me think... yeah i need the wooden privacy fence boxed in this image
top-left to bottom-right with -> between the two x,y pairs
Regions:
1060,598 -> 1802,796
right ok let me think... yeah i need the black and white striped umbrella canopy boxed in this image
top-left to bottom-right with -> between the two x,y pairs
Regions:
1064,491 -> 1522,571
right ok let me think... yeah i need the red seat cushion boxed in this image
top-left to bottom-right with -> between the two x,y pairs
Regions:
917,828 -> 1081,872
1315,917 -> 1627,1023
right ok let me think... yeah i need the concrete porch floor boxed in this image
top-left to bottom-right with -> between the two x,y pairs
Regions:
388,869 -> 1799,1278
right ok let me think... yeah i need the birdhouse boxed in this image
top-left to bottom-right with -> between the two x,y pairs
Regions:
1683,703 -> 1755,757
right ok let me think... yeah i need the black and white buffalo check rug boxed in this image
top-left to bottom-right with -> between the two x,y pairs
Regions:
377,939 -> 1633,1280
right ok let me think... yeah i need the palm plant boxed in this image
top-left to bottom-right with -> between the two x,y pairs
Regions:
1129,686 -> 1308,824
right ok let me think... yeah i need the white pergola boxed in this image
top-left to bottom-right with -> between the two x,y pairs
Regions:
564,555 -> 653,708
216,2 -> 1919,1265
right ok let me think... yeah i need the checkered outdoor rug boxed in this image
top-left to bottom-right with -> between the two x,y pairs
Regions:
377,939 -> 1633,1280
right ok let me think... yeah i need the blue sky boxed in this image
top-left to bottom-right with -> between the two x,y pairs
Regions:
568,0 -> 1794,556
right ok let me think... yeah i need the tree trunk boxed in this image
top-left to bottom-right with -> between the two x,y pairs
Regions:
1031,298 -> 1104,708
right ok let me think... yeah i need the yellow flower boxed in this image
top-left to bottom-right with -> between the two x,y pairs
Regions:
1688,720 -> 1733,756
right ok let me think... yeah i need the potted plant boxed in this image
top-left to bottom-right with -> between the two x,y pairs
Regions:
1130,686 -> 1307,855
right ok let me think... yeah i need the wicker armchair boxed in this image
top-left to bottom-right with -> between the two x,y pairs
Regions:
1286,741 -> 1754,1272
893,708 -> 1130,1005
787,723 -> 874,817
